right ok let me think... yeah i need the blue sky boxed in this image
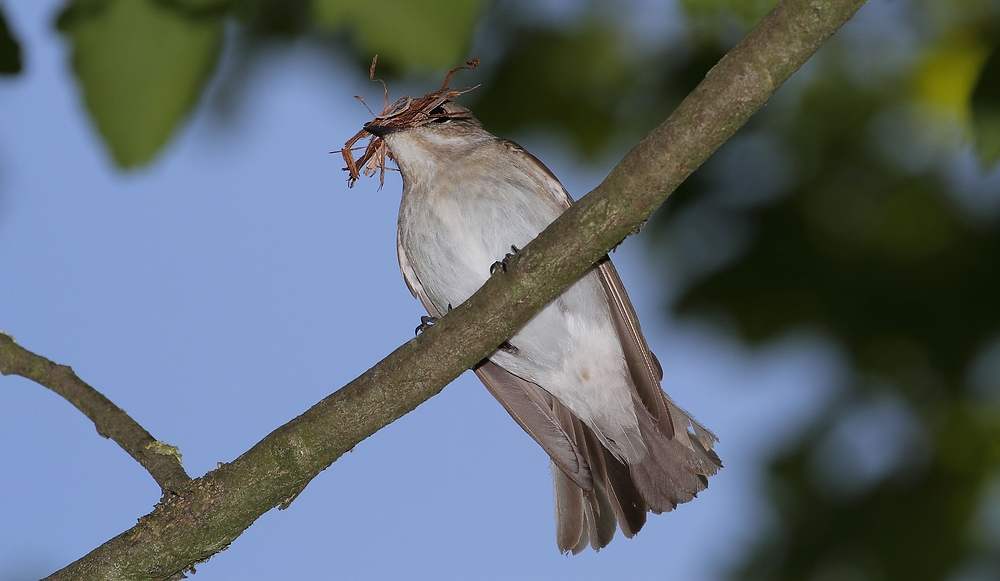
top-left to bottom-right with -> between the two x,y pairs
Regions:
0,2 -> 844,579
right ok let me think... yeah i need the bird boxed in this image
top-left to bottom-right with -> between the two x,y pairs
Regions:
354,92 -> 721,553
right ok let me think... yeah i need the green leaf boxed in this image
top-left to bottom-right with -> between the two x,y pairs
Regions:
167,0 -> 234,12
466,23 -> 632,157
680,0 -> 780,28
0,3 -> 23,75
972,43 -> 1000,169
310,0 -> 482,70
57,0 -> 223,168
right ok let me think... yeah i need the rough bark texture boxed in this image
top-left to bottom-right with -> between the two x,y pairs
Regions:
22,0 -> 868,578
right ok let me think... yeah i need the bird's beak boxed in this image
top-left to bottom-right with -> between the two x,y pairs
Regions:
364,124 -> 398,138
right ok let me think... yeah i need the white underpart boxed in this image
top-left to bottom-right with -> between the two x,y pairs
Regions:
390,128 -> 644,463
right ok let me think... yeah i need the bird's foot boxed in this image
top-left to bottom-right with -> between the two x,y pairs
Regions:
612,221 -> 646,252
490,245 -> 521,275
415,315 -> 437,336
414,305 -> 452,335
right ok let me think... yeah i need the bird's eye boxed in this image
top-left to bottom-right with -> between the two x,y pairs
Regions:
429,105 -> 451,122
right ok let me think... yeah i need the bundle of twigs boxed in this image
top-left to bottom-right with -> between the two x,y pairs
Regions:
337,56 -> 481,188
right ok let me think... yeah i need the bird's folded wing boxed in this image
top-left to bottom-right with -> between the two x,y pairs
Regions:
551,398 -> 622,553
598,258 -> 719,455
475,361 -> 593,492
506,135 -> 706,443
596,258 -> 671,429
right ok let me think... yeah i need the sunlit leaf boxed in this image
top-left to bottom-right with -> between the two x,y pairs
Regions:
0,3 -> 23,75
57,0 -> 223,168
911,31 -> 990,124
310,0 -> 482,70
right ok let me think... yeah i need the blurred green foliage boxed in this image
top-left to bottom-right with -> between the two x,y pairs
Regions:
57,0 -> 223,167
680,0 -> 780,28
468,17 -> 726,158
469,22 -> 633,156
18,0 -> 1000,577
651,2 -> 1000,579
0,3 -> 23,75
668,64 -> 1000,579
973,43 -> 1000,168
311,0 -> 483,70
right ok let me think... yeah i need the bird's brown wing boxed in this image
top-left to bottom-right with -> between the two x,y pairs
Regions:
478,362 -> 652,553
596,258 -> 672,428
500,139 -> 574,211
474,361 -> 593,491
505,136 -> 722,520
591,219 -> 720,515
505,136 -> 719,453
550,397 -> 648,553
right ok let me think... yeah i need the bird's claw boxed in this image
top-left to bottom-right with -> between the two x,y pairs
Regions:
612,222 -> 646,252
415,315 -> 437,335
490,245 -> 521,275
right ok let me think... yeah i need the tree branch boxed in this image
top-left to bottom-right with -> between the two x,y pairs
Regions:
0,332 -> 191,492
41,0 -> 867,578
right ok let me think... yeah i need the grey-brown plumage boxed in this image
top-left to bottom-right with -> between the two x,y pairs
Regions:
366,101 -> 721,553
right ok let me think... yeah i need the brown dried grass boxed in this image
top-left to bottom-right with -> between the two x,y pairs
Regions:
335,55 -> 480,188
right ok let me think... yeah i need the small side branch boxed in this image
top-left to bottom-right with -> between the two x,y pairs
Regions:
0,333 -> 191,492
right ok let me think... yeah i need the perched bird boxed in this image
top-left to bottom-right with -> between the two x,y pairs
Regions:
350,82 -> 721,553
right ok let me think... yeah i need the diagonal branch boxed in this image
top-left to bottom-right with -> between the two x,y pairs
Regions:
41,0 -> 868,578
0,333 -> 192,492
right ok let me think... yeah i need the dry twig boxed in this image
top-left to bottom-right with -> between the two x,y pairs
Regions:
0,333 -> 191,492
335,56 -> 481,188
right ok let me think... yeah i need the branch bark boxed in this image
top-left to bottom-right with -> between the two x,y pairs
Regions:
0,333 -> 191,492
36,0 -> 868,578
